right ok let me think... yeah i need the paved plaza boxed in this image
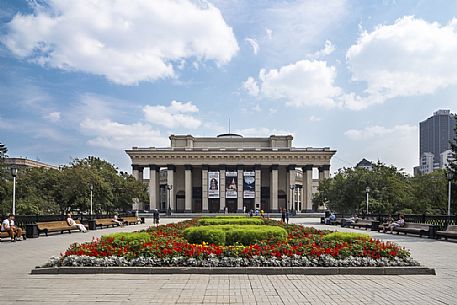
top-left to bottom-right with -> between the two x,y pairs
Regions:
0,218 -> 456,305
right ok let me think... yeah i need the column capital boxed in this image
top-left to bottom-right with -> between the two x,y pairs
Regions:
219,164 -> 226,171
132,164 -> 142,171
202,164 -> 209,171
255,164 -> 261,171
319,164 -> 331,171
303,165 -> 314,171
167,164 -> 176,171
184,164 -> 192,171
270,164 -> 279,171
236,165 -> 244,171
287,164 -> 297,171
149,165 -> 160,171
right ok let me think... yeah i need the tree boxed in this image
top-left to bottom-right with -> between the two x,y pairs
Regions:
448,114 -> 457,179
0,142 -> 7,160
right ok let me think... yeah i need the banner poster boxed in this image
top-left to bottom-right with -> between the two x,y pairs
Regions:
225,171 -> 238,198
243,171 -> 255,198
208,171 -> 220,198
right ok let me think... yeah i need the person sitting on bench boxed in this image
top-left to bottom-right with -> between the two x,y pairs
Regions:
1,214 -> 24,242
385,214 -> 405,233
112,214 -> 124,226
66,213 -> 87,232
325,212 -> 336,225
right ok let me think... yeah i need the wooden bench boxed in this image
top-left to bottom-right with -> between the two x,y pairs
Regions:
121,216 -> 141,225
36,220 -> 85,236
393,222 -> 437,238
349,219 -> 380,231
1,230 -> 26,240
436,225 -> 457,241
95,218 -> 121,229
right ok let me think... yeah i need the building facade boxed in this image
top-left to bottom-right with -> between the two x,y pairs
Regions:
418,110 -> 456,173
126,134 -> 336,213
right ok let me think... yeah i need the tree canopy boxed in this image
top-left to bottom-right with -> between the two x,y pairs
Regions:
313,163 -> 454,215
0,156 -> 148,215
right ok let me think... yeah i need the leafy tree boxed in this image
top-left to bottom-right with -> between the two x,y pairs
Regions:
448,114 -> 457,179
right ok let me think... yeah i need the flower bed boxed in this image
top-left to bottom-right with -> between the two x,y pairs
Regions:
43,219 -> 419,268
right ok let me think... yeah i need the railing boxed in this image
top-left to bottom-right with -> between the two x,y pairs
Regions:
326,213 -> 457,230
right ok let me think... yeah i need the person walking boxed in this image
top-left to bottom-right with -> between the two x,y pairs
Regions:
285,209 -> 290,224
281,208 -> 286,222
153,209 -> 160,227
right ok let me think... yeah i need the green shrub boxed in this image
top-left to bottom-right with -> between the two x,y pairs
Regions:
322,232 -> 371,242
201,216 -> 260,219
184,225 -> 287,246
198,218 -> 263,226
102,231 -> 151,244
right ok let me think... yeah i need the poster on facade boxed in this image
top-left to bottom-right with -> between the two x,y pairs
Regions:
208,171 -> 220,198
225,171 -> 238,198
243,171 -> 255,198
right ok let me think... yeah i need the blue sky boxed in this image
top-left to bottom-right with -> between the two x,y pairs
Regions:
1,0 -> 457,175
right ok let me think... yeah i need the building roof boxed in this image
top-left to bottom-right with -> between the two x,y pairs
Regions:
3,158 -> 58,170
356,158 -> 374,168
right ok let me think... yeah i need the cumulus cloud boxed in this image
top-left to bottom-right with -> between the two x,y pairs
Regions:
44,111 -> 61,122
2,0 -> 239,85
80,118 -> 168,149
235,127 -> 293,137
347,16 -> 457,102
244,59 -> 343,108
311,40 -> 335,58
245,38 -> 259,55
344,124 -> 418,173
143,100 -> 201,129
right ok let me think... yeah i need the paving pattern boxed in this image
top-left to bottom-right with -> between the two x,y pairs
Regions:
1,218 -> 456,305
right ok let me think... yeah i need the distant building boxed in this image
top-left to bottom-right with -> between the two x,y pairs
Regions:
356,158 -> 374,171
416,110 -> 456,175
3,157 -> 58,171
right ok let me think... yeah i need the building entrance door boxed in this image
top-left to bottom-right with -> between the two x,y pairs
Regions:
208,199 -> 220,213
226,199 -> 237,213
244,199 -> 255,212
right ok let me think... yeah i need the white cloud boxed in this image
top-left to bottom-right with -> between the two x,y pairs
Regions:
347,16 -> 457,103
2,0 -> 239,85
245,38 -> 259,55
265,28 -> 273,40
242,77 -> 259,97
143,100 -> 201,129
311,40 -> 335,58
309,115 -> 321,122
80,118 -> 168,149
235,127 -> 293,137
245,59 -> 343,108
44,111 -> 61,122
344,124 -> 418,173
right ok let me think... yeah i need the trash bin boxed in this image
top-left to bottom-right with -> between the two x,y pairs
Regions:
26,224 -> 39,238
88,219 -> 97,230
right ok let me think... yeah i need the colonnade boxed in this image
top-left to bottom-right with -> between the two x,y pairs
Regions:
132,164 -> 330,213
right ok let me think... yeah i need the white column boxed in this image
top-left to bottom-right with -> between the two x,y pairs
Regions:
184,165 -> 192,212
288,165 -> 296,211
132,165 -> 140,181
270,166 -> 278,212
202,166 -> 208,212
148,165 -> 159,210
138,167 -> 144,183
303,165 -> 313,211
237,167 -> 244,212
167,166 -> 175,212
255,165 -> 261,209
219,167 -> 226,212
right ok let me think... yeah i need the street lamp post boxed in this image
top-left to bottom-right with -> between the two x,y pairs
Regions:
447,171 -> 454,217
289,184 -> 295,213
365,187 -> 371,215
10,167 -> 17,215
90,184 -> 93,215
166,184 -> 173,216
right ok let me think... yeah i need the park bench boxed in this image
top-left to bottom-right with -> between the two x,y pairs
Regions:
435,225 -> 457,241
121,216 -> 141,225
1,230 -> 26,240
96,218 -> 121,229
393,222 -> 437,238
36,220 -> 85,236
349,219 -> 380,231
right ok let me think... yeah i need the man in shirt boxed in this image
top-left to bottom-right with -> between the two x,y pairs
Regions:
1,214 -> 24,241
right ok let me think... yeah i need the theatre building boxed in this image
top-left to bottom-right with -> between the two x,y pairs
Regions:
126,134 -> 336,213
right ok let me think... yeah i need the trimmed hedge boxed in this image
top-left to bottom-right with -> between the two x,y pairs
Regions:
102,232 -> 151,244
198,218 -> 263,226
184,225 -> 287,246
322,232 -> 371,242
201,216 -> 261,219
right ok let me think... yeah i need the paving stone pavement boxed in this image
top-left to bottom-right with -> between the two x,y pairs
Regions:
0,218 -> 456,305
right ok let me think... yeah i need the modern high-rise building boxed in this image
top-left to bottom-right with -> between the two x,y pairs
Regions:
416,110 -> 456,174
